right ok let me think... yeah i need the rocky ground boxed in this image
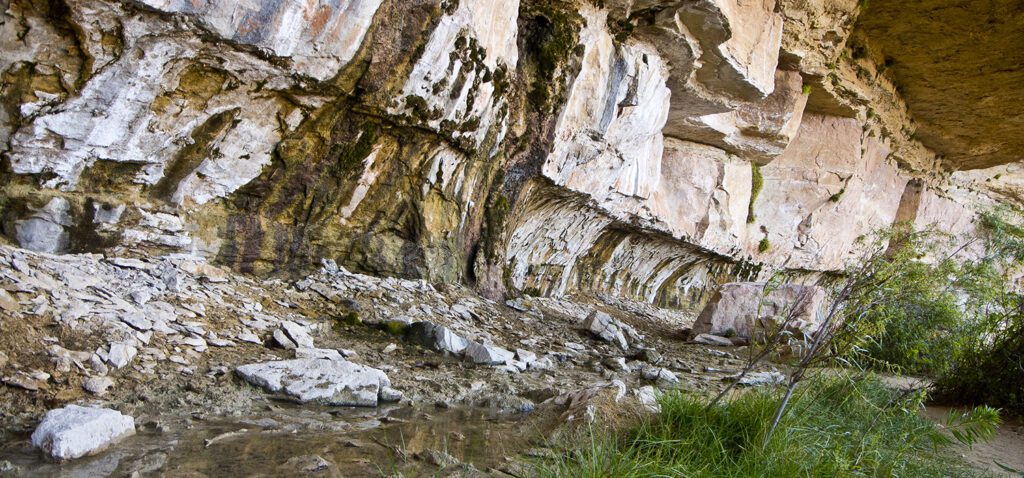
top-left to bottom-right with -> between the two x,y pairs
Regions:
0,245 -> 783,476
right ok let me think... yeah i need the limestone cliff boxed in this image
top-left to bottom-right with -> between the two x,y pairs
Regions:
0,0 -> 1017,307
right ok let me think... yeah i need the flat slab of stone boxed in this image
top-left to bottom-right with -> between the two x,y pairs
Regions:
693,333 -> 735,346
235,358 -> 395,407
31,405 -> 135,461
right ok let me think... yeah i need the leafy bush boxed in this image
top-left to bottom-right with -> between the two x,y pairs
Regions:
854,248 -> 967,376
846,209 -> 1024,415
829,225 -> 966,376
933,209 -> 1024,414
537,374 -> 996,478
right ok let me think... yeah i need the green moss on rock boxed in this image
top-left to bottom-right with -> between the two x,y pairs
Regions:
522,3 -> 583,112
747,163 -> 763,224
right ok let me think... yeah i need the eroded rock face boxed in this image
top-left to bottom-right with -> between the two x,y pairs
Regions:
0,0 -> 1006,310
692,282 -> 826,341
137,0 -> 383,82
855,0 -> 1024,170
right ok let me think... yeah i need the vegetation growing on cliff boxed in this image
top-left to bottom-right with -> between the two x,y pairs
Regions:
521,3 -> 582,113
747,163 -> 763,224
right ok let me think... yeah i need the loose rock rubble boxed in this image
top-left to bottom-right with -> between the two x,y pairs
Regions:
582,310 -> 640,351
0,245 -> 785,470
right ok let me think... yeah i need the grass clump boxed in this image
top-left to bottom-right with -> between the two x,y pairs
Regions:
758,237 -> 771,253
381,320 -> 409,336
537,374 -> 995,478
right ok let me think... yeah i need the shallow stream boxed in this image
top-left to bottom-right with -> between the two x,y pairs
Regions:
0,403 -> 535,477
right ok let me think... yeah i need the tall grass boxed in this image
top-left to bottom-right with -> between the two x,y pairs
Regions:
537,374 -> 993,478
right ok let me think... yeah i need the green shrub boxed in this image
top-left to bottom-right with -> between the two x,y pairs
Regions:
537,374 -> 994,478
857,258 -> 966,376
846,209 -> 1024,415
933,209 -> 1024,415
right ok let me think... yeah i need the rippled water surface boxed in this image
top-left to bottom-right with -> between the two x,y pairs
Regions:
0,404 -> 535,477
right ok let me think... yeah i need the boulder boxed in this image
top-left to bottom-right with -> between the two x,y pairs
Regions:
280,321 -> 315,349
634,386 -> 660,413
82,377 -> 115,396
515,349 -> 538,365
104,343 -> 137,369
273,329 -> 298,349
463,342 -> 514,365
655,368 -> 680,388
236,358 -> 397,407
405,322 -> 469,355
691,282 -> 826,342
31,405 -> 135,461
15,197 -> 71,254
581,311 -> 629,351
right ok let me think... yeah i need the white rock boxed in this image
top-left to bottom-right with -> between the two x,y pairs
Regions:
733,371 -> 786,386
82,377 -> 114,396
515,349 -> 537,364
14,197 -> 71,254
89,355 -> 109,375
582,311 -> 629,351
405,322 -> 469,355
31,405 -> 135,461
463,342 -> 514,366
106,343 -> 137,369
510,360 -> 529,372
692,282 -> 826,341
280,321 -> 315,349
138,0 -> 382,82
235,358 -> 396,407
120,312 -> 153,331
693,333 -> 734,347
294,348 -> 345,361
529,356 -> 556,370
634,386 -> 660,413
379,386 -> 403,403
273,329 -> 297,350
656,368 -> 680,388
236,329 -> 262,344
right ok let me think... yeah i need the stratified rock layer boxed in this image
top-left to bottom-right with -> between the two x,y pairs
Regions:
0,0 -> 1010,309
